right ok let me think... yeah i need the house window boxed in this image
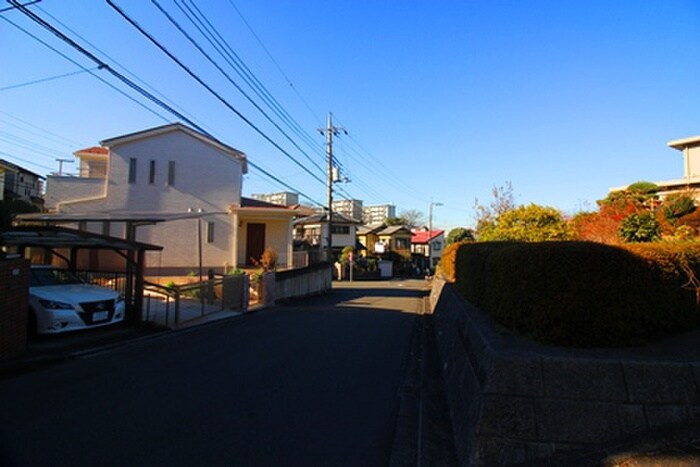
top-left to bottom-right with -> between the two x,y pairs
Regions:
128,158 -> 137,184
167,161 -> 175,186
102,221 -> 111,237
395,237 -> 409,250
432,241 -> 442,251
207,221 -> 215,243
331,225 -> 350,234
149,160 -> 156,184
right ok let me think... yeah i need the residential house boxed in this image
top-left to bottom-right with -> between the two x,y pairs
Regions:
30,123 -> 296,273
293,212 -> 360,261
332,199 -> 363,222
362,203 -> 395,225
357,223 -> 412,258
411,228 -> 445,269
0,159 -> 44,207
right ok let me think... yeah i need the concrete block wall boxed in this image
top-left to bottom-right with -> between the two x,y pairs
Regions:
431,278 -> 700,465
274,264 -> 332,302
0,258 -> 29,361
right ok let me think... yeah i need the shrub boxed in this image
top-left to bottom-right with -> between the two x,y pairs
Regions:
619,212 -> 661,243
260,247 -> 278,271
227,268 -> 245,276
438,241 -> 461,281
453,241 -> 699,347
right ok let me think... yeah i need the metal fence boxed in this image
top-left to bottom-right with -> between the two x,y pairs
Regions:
143,274 -> 248,328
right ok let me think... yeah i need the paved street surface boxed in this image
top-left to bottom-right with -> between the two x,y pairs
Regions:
0,279 -> 453,466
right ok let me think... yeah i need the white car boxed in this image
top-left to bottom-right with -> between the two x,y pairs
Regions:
28,266 -> 126,335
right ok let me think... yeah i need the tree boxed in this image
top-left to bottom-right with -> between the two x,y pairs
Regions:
661,193 -> 696,226
398,209 -> 425,229
479,203 -> 572,242
446,227 -> 474,244
474,181 -> 516,238
385,217 -> 404,226
0,199 -> 40,231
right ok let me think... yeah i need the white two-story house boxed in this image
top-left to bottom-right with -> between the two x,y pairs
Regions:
29,123 -> 295,274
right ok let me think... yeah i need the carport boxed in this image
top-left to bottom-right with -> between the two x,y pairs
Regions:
0,226 -> 163,323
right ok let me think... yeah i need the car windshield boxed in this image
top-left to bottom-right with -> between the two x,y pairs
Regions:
30,268 -> 84,287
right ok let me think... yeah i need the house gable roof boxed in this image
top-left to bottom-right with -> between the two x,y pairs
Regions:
0,159 -> 45,179
357,223 -> 385,236
100,122 -> 248,173
411,229 -> 445,244
378,225 -> 412,236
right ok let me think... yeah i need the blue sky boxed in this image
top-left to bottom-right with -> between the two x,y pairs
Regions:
2,0 -> 700,231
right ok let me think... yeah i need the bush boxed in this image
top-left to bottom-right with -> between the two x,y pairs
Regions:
453,241 -> 699,347
439,241 -> 461,281
260,247 -> 278,271
619,212 -> 661,243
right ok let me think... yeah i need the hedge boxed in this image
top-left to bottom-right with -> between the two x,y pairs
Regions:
446,241 -> 700,347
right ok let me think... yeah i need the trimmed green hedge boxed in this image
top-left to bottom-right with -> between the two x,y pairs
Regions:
451,241 -> 700,347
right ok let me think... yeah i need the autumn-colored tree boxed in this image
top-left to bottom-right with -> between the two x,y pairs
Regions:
572,182 -> 659,244
479,203 -> 572,242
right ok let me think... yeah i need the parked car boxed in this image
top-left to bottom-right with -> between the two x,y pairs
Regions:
28,265 -> 126,335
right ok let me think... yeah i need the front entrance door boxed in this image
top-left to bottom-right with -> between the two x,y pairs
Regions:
246,223 -> 266,265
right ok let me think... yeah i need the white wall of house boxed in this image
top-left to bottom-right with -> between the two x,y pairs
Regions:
683,145 -> 700,180
56,131 -> 242,213
45,177 -> 105,211
46,126 -> 246,272
429,234 -> 445,266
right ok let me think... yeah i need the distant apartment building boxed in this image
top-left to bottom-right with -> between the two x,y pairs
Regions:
250,191 -> 299,207
0,159 -> 44,207
363,204 -> 395,225
332,198 -> 363,221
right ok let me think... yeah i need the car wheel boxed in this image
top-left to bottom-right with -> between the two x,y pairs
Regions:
27,308 -> 38,338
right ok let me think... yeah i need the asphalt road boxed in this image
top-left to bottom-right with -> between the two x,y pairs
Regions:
0,280 -> 432,466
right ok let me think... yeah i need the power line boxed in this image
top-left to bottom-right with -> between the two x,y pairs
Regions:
0,130 -> 68,158
0,68 -> 95,91
225,0 -> 323,126
6,1 -> 324,206
174,0 -> 327,169
107,0 -> 326,187
0,149 -> 54,172
149,0 -> 326,179
35,4 -> 209,134
0,0 -> 40,13
0,111 -> 82,147
0,11 -> 173,125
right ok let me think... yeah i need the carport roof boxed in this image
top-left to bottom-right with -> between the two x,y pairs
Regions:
16,211 -> 223,224
0,226 -> 163,251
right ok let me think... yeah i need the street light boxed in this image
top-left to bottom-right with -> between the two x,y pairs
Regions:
428,201 -> 443,272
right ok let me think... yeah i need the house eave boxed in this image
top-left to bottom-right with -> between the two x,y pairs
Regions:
668,136 -> 700,151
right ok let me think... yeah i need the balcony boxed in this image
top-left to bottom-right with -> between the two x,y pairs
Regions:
44,176 -> 106,211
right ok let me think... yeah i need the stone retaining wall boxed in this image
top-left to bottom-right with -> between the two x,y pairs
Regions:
430,277 -> 700,465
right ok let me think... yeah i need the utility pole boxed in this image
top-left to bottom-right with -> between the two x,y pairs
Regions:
55,158 -> 73,176
428,201 -> 443,272
319,112 -> 346,263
